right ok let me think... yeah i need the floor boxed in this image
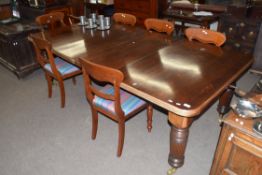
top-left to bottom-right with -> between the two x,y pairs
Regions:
0,65 -> 259,175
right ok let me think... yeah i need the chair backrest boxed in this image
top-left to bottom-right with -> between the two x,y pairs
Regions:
144,18 -> 174,35
67,14 -> 80,25
80,59 -> 125,116
28,34 -> 60,76
80,59 -> 124,116
113,13 -> 137,26
172,0 -> 191,4
35,12 -> 70,35
185,28 -> 226,47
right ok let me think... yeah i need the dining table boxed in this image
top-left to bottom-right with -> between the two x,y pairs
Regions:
32,23 -> 253,173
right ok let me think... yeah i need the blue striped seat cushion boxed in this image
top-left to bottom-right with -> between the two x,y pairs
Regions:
93,84 -> 146,116
44,57 -> 80,76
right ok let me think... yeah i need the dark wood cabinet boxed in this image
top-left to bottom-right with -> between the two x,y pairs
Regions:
210,112 -> 262,175
219,13 -> 261,54
0,21 -> 40,78
216,3 -> 262,54
114,0 -> 158,25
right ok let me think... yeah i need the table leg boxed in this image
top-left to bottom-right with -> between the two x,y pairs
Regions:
217,84 -> 235,117
168,112 -> 194,168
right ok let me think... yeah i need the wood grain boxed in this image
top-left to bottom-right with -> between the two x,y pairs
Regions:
32,24 -> 253,117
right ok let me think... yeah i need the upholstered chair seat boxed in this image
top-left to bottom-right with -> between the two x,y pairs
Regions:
44,57 -> 80,76
93,84 -> 146,116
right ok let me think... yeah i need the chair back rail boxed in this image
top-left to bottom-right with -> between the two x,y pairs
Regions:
28,35 -> 60,77
185,28 -> 226,47
113,13 -> 137,26
35,12 -> 71,35
144,18 -> 174,35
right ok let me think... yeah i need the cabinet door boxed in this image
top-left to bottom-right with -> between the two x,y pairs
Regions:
12,38 -> 37,72
0,37 -> 16,70
219,134 -> 262,175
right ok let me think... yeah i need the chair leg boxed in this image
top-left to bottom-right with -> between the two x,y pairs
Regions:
91,107 -> 98,140
147,104 -> 153,132
45,73 -> 53,98
117,119 -> 125,157
58,79 -> 65,108
72,77 -> 77,85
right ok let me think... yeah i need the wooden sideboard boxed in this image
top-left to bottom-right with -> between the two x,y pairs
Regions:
0,2 -> 74,78
210,111 -> 262,174
0,21 -> 40,78
114,0 -> 158,25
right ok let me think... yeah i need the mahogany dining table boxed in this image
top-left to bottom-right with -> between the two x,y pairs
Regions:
33,23 -> 253,172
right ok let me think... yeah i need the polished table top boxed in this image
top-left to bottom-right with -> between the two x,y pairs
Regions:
38,24 -> 252,117
35,23 -> 253,170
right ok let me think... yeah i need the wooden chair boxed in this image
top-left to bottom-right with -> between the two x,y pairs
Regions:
144,18 -> 174,35
67,15 -> 80,26
185,28 -> 226,47
80,59 -> 153,157
28,34 -> 82,108
113,13 -> 137,26
172,0 -> 191,4
35,12 -> 71,36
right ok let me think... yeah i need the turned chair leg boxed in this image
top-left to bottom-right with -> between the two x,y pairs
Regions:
58,79 -> 65,108
45,73 -> 53,98
147,104 -> 153,132
117,119 -> 125,157
91,107 -> 98,140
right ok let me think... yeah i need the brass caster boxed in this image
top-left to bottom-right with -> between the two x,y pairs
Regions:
167,168 -> 176,175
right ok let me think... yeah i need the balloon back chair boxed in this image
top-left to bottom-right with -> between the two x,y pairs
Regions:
80,59 -> 153,157
28,34 -> 82,108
